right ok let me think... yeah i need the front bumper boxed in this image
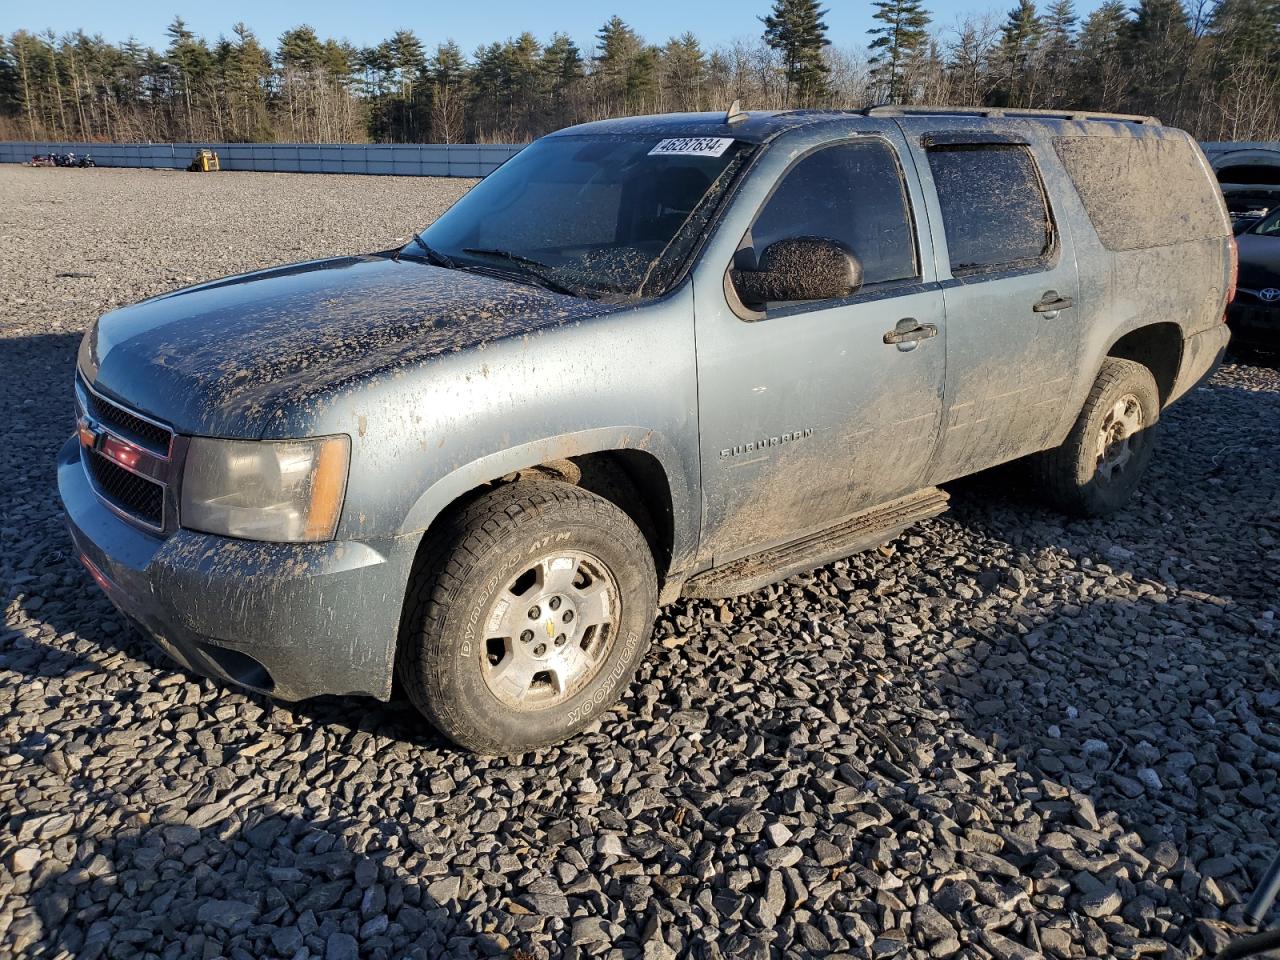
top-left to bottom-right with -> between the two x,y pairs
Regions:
57,435 -> 419,702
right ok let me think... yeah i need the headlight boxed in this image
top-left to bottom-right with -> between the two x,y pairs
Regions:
181,436 -> 350,542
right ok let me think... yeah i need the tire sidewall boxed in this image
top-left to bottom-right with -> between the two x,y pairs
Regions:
1076,364 -> 1160,512
426,507 -> 655,752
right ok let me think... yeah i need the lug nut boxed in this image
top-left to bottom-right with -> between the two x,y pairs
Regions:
520,630 -> 533,643
549,596 -> 561,611
555,634 -> 567,646
563,610 -> 574,623
527,605 -> 540,619
533,644 -> 547,656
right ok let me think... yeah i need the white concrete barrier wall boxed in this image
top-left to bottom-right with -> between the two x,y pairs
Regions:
0,141 -> 523,177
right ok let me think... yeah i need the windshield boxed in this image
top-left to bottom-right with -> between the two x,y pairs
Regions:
1250,208 -> 1280,236
410,134 -> 752,299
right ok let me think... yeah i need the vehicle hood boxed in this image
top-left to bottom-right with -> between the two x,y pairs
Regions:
79,254 -> 619,437
1237,233 -> 1280,292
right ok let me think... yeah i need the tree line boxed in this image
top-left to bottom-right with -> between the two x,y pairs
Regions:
1,0 -> 1276,147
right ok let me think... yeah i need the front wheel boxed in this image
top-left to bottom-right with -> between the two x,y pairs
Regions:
1030,357 -> 1161,517
397,479 -> 657,754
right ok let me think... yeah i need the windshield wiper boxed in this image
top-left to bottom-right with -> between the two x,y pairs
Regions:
396,232 -> 455,268
461,247 -> 590,298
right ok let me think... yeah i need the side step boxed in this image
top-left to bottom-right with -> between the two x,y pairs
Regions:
683,487 -> 949,599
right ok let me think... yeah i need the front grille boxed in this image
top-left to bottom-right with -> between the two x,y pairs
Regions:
79,378 -> 172,455
85,451 -> 164,528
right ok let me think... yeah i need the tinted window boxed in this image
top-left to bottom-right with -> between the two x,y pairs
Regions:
1218,164 -> 1280,186
1253,209 -> 1280,236
927,144 -> 1052,273
1055,136 -> 1230,251
748,140 -> 918,286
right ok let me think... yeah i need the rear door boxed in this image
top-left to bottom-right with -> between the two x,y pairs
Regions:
691,122 -> 948,565
896,121 -> 1083,482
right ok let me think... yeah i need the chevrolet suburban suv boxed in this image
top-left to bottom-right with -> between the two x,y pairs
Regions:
59,107 -> 1234,753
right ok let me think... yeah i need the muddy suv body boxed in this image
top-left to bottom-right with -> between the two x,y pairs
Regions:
59,107 -> 1233,752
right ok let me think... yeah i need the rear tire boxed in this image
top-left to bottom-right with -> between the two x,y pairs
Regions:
396,479 -> 657,755
1030,357 -> 1160,517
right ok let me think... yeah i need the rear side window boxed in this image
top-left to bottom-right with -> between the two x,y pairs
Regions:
926,144 -> 1053,274
748,139 -> 918,286
1055,136 -> 1229,250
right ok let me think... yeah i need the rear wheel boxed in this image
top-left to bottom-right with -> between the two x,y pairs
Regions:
1030,357 -> 1161,517
397,479 -> 657,754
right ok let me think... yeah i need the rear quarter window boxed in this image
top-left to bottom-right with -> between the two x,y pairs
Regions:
1054,136 -> 1229,251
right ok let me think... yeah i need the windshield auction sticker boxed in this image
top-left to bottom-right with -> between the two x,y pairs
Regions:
649,137 -> 735,158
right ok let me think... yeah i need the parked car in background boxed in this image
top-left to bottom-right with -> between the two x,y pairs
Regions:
1233,206 -> 1272,235
1229,207 -> 1280,348
1208,144 -> 1280,234
59,106 -> 1233,753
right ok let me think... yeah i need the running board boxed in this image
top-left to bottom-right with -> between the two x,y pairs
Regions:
683,487 -> 949,599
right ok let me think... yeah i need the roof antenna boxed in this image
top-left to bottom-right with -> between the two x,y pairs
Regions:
725,99 -> 747,125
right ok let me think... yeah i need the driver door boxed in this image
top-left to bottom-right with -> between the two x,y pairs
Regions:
692,126 -> 948,565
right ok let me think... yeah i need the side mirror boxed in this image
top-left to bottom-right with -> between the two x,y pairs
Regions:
731,237 -> 862,306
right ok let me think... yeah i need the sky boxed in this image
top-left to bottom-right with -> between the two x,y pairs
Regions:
2,0 -> 1104,55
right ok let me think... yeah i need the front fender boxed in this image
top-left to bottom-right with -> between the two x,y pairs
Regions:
397,426 -> 699,569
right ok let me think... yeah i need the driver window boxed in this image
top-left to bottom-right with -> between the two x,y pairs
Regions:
746,140 -> 918,286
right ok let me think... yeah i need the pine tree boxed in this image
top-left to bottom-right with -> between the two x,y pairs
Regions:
1206,0 -> 1280,81
388,29 -> 425,98
428,41 -> 467,143
594,16 -> 645,112
5,31 -> 41,138
541,33 -> 583,92
1124,0 -> 1195,121
1073,0 -> 1129,109
504,33 -> 543,129
868,0 -> 932,103
0,37 -> 20,121
226,23 -> 271,140
540,33 -> 583,128
165,17 -> 211,138
761,0 -> 832,106
663,33 -> 707,111
1041,0 -> 1078,105
277,26 -> 325,72
996,0 -> 1044,106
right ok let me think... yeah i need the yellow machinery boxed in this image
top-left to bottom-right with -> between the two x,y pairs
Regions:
188,149 -> 220,172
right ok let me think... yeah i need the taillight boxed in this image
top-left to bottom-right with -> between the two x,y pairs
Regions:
1227,236 -> 1239,306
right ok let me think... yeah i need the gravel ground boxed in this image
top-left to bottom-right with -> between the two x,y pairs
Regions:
1,165 -> 1278,960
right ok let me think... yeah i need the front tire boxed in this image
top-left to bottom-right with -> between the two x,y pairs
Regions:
397,479 -> 657,754
1030,357 -> 1161,517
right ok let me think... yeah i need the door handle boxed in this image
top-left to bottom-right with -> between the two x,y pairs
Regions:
1033,291 -> 1074,314
883,318 -> 939,346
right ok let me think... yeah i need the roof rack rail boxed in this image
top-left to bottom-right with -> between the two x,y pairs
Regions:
863,104 -> 1161,126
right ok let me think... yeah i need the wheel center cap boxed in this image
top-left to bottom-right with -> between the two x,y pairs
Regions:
526,593 -> 578,660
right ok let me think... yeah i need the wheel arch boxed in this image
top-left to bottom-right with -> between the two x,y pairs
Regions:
1104,321 -> 1184,407
397,427 -> 695,583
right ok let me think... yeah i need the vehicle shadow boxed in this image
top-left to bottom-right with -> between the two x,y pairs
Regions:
7,799 -> 492,959
902,395 -> 1280,948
